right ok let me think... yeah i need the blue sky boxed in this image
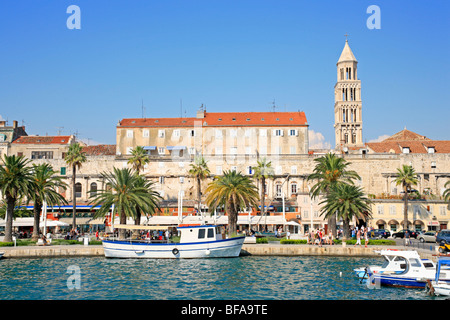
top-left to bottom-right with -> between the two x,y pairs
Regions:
0,0 -> 448,146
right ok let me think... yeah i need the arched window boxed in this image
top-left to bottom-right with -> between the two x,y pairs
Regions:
75,182 -> 82,198
90,182 -> 97,197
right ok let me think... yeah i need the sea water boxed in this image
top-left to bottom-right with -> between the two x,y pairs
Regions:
0,255 -> 440,300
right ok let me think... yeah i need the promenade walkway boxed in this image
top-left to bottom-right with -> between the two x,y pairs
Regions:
0,243 -> 441,261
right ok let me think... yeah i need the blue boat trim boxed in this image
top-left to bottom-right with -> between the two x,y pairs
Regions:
104,243 -> 241,254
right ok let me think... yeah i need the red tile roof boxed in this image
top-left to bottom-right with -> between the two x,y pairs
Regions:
82,145 -> 116,156
366,129 -> 450,154
12,135 -> 73,145
119,111 -> 308,128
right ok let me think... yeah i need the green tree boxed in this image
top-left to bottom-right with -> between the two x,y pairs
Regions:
320,183 -> 372,240
127,146 -> 149,173
252,158 -> 274,218
0,155 -> 34,242
29,163 -> 68,241
394,165 -> 419,230
443,180 -> 450,203
89,168 -> 162,240
188,156 -> 210,216
307,152 -> 360,236
65,142 -> 87,229
205,170 -> 259,236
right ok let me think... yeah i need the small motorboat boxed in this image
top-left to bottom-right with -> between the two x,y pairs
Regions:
366,250 -> 450,289
353,250 -> 435,280
425,257 -> 450,296
102,224 -> 245,259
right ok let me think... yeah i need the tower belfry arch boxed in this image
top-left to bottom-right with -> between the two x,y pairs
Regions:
334,38 -> 363,150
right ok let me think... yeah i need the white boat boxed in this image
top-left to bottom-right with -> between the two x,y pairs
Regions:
353,250 -> 407,279
102,224 -> 245,259
0,252 -> 4,259
425,257 -> 450,296
366,250 -> 450,288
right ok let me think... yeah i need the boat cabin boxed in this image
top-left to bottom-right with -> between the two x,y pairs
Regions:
178,225 -> 224,243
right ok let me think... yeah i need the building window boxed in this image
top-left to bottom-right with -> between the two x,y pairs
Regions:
75,183 -> 82,198
159,176 -> 165,184
377,205 -> 384,215
428,147 -> 435,154
126,130 -> 133,138
389,205 -> 396,215
31,151 -> 53,159
291,166 -> 297,174
231,166 -> 237,172
173,130 -> 180,138
291,183 -> 297,195
189,130 -> 196,137
276,184 -> 282,198
431,161 -> 436,169
158,147 -> 165,155
143,130 -> 149,138
158,130 -> 165,138
90,183 -> 97,197
60,167 -> 66,175
440,206 -> 446,216
247,166 -> 253,175
215,129 -> 223,139
289,129 -> 298,136
402,147 -> 410,154
230,147 -> 238,155
273,129 -> 284,137
189,147 -> 195,155
230,129 -> 238,137
259,129 -> 267,137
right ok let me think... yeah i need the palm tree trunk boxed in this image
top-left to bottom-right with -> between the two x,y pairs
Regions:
227,202 -> 238,236
342,218 -> 350,240
260,176 -> 265,217
197,176 -> 201,216
119,211 -> 127,240
72,164 -> 77,231
32,202 -> 42,241
403,186 -> 409,230
4,195 -> 15,243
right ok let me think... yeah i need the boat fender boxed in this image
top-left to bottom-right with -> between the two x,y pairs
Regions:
205,249 -> 211,256
172,248 -> 179,255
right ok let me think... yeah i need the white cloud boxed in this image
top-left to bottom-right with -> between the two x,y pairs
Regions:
368,134 -> 390,143
309,130 -> 332,149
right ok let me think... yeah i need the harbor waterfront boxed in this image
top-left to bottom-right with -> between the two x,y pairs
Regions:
0,243 -> 438,260
0,253 -> 444,300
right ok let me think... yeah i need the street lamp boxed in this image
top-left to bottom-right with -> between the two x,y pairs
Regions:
281,174 -> 290,232
307,185 -> 313,233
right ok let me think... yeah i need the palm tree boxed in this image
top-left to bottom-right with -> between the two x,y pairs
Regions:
127,146 -> 150,227
252,158 -> 274,218
443,180 -> 450,203
65,142 -> 87,230
127,146 -> 149,173
307,152 -> 360,237
394,165 -> 419,230
205,170 -> 259,236
0,155 -> 34,242
89,168 -> 162,240
320,183 -> 372,240
132,175 -> 162,226
29,163 -> 68,241
188,156 -> 210,216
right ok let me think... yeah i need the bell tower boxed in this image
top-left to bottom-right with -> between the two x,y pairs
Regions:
334,38 -> 363,150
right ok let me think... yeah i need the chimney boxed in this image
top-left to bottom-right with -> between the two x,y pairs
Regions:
13,120 -> 18,128
196,104 -> 205,119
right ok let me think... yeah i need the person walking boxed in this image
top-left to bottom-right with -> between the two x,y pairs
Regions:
364,229 -> 369,248
354,228 -> 362,246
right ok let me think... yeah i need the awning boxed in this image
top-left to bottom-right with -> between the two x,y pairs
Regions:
143,146 -> 156,151
166,146 -> 186,151
114,224 -> 169,230
0,218 -> 69,227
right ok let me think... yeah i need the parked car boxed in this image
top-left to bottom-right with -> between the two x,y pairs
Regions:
436,229 -> 450,244
391,229 -> 418,239
368,229 -> 391,239
417,231 -> 437,243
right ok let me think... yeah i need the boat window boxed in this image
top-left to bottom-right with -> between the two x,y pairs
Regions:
207,228 -> 214,238
409,258 -> 422,268
198,229 -> 205,239
423,262 -> 434,268
381,256 -> 390,268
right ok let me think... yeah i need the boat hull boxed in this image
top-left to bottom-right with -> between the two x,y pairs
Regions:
102,236 -> 245,259
369,273 -> 450,289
